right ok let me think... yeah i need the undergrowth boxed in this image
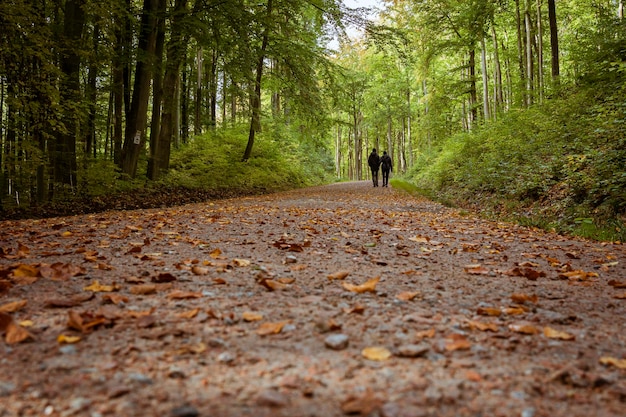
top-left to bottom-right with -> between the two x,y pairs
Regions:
404,82 -> 626,242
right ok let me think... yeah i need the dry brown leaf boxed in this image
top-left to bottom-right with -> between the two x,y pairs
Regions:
543,326 -> 575,340
416,328 -> 436,339
242,311 -> 264,322
209,248 -> 223,259
129,284 -> 157,295
342,277 -> 380,293
259,279 -> 287,291
510,293 -> 538,304
343,304 -> 365,315
503,307 -> 527,315
151,273 -> 177,283
476,307 -> 502,317
0,300 -> 27,313
608,279 -> 626,289
277,277 -> 296,284
177,308 -> 200,319
168,290 -> 202,300
558,270 -> 599,281
256,321 -> 289,336
232,258 -> 251,267
464,264 -> 490,275
67,310 -> 107,333
467,320 -> 499,332
101,294 -> 129,305
191,266 -> 209,275
599,356 -> 626,369
361,346 -> 392,361
327,270 -> 350,280
445,334 -> 471,351
396,291 -> 421,301
614,292 -> 626,300
6,321 -> 34,344
508,323 -> 540,335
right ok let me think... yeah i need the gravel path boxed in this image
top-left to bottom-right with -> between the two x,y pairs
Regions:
1,181 -> 625,417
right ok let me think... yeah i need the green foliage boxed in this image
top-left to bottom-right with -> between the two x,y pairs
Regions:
405,82 -> 626,241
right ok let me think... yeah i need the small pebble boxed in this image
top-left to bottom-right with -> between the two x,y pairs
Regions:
217,351 -> 235,364
324,334 -> 349,350
396,343 -> 430,358
170,404 -> 199,417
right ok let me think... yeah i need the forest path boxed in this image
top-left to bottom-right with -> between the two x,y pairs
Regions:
1,181 -> 625,417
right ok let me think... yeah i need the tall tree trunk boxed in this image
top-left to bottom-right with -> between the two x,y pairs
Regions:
480,37 -> 490,120
194,48 -> 203,135
547,0 -> 560,82
147,0 -> 167,180
619,0 -> 624,19
112,1 -> 129,165
536,0 -> 544,102
150,0 -> 188,180
55,0 -> 85,187
468,49 -> 478,128
335,124 -> 342,178
181,60 -> 189,143
491,26 -> 504,112
525,10 -> 534,104
243,0 -> 273,161
209,49 -> 218,129
515,0 -> 527,106
85,25 -> 99,158
120,0 -> 159,178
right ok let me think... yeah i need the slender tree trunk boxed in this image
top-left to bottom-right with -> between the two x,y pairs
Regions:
491,26 -> 504,113
147,0 -> 167,179
181,60 -> 189,143
55,0 -> 85,187
547,0 -> 560,82
85,25 -> 99,158
515,0 -> 527,106
335,124 -> 342,178
480,37 -> 490,120
536,0 -> 544,102
120,0 -> 159,178
209,49 -> 218,129
468,49 -> 478,128
619,0 -> 624,19
243,0 -> 273,161
194,48 -> 203,135
525,10 -> 534,104
150,0 -> 188,180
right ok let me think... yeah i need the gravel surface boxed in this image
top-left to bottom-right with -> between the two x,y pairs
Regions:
1,181 -> 625,417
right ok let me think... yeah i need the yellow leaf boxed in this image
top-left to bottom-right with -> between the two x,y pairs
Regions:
327,270 -> 350,280
83,280 -> 118,292
362,346 -> 392,361
6,322 -> 33,344
599,356 -> 626,369
209,248 -> 223,259
0,300 -> 27,313
19,320 -> 34,327
242,311 -> 263,322
342,277 -> 380,293
543,326 -> 575,341
57,334 -> 81,344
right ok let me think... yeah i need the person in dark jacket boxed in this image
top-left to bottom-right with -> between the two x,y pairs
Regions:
380,151 -> 393,187
367,148 -> 381,187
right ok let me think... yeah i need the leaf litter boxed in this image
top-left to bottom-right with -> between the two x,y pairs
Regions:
0,181 -> 625,416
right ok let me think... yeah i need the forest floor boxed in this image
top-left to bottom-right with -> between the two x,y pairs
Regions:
1,181 -> 625,417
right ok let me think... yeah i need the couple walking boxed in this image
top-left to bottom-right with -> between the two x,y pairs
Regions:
368,148 -> 393,187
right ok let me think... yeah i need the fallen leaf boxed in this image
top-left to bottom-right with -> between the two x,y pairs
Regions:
361,346 -> 392,361
343,304 -> 365,314
6,321 -> 34,344
503,307 -> 527,315
101,294 -> 129,305
0,300 -> 27,313
327,270 -> 350,280
342,277 -> 380,293
558,270 -> 599,281
396,291 -> 421,301
416,328 -> 436,339
508,323 -> 540,335
476,307 -> 502,317
209,248 -> 223,259
544,326 -> 575,341
167,290 -> 202,300
84,280 -> 119,292
467,320 -> 499,332
599,356 -> 626,369
614,292 -> 626,300
608,280 -> 626,288
258,279 -> 287,291
191,266 -> 209,275
177,308 -> 200,319
510,293 -> 538,304
256,321 -> 289,336
232,258 -> 251,267
242,311 -> 264,322
151,272 -> 177,283
129,284 -> 157,295
464,264 -> 490,275
445,334 -> 471,351
57,334 -> 81,344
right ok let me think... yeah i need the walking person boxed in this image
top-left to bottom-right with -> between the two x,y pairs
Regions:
380,151 -> 393,187
368,148 -> 381,187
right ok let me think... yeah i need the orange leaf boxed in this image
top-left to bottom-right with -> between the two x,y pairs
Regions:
57,334 -> 81,344
191,266 -> 209,275
464,264 -> 490,275
445,334 -> 471,351
256,321 -> 289,336
129,284 -> 157,295
209,248 -> 223,259
508,323 -> 540,335
416,328 -> 436,339
101,294 -> 129,305
614,292 -> 626,300
558,270 -> 599,281
242,311 -> 264,322
361,346 -> 392,361
503,307 -> 527,315
396,291 -> 421,301
476,307 -> 502,317
259,279 -> 287,291
327,270 -> 350,280
342,277 -> 380,293
467,320 -> 499,332
0,300 -> 27,313
543,326 -> 575,341
84,280 -> 119,292
177,308 -> 200,319
510,293 -> 538,304
6,321 -> 33,344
